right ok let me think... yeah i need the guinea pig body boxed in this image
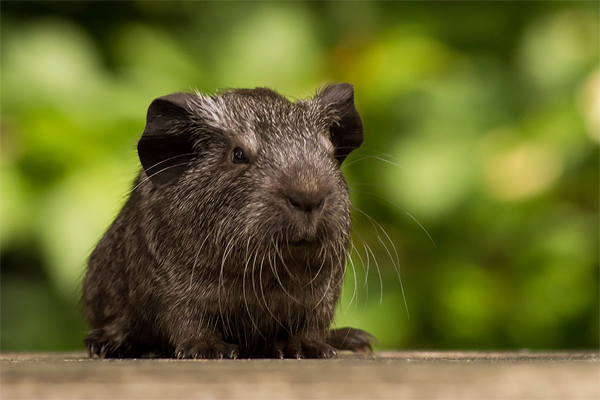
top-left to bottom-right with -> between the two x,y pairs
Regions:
82,84 -> 372,359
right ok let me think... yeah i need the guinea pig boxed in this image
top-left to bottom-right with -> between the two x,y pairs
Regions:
82,83 -> 374,359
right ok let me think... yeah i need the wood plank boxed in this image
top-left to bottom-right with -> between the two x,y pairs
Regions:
2,351 -> 598,399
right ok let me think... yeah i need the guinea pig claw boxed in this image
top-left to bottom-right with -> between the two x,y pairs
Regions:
273,343 -> 285,359
322,347 -> 337,359
228,348 -> 239,359
98,344 -> 108,358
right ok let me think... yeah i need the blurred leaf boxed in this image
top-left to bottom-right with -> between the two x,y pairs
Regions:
2,18 -> 109,111
212,3 -> 321,93
112,22 -> 204,97
518,8 -> 599,95
1,277 -> 86,351
38,161 -> 137,302
1,2 -> 597,352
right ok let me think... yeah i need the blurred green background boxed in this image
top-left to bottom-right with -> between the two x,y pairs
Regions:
1,1 -> 598,352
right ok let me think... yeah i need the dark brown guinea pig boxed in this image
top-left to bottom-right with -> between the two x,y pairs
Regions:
82,83 -> 374,359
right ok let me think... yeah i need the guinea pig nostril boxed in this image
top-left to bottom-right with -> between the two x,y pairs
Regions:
287,196 -> 303,210
287,194 -> 326,213
316,198 -> 325,210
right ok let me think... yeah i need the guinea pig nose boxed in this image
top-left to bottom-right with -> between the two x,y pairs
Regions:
287,193 -> 325,214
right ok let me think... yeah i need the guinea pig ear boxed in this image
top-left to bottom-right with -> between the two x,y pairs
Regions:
317,83 -> 363,164
137,92 -> 197,187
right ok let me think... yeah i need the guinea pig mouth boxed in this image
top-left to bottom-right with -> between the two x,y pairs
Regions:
279,237 -> 320,249
287,239 -> 315,247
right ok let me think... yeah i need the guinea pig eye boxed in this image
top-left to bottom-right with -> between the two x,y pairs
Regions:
232,147 -> 249,164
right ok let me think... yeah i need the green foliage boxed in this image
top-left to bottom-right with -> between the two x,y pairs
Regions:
1,2 -> 598,351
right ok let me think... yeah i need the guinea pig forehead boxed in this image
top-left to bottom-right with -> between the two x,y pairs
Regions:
288,110 -> 335,154
264,116 -> 335,156
191,94 -> 259,152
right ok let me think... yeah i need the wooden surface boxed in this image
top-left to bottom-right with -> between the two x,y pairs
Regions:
1,350 -> 598,399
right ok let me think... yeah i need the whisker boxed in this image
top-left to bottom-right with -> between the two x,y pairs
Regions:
259,246 -> 290,334
349,189 -> 437,248
145,152 -> 197,172
243,234 -> 266,340
218,237 -> 237,338
305,246 -> 327,287
348,229 -> 369,287
349,148 -> 403,161
251,233 -> 269,315
188,235 -> 211,292
269,238 -> 302,305
350,226 -> 383,305
311,257 -> 335,311
131,160 -> 194,192
273,236 -> 301,283
352,205 -> 409,319
347,237 -> 369,306
342,244 -> 358,315
343,154 -> 407,170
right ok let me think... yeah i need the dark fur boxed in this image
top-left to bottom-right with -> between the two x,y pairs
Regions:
82,84 -> 373,359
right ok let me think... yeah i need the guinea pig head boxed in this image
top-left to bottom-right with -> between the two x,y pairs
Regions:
136,84 -> 363,280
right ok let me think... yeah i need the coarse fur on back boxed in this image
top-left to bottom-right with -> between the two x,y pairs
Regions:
82,83 -> 373,359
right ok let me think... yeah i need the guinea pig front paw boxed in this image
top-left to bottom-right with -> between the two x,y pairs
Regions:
175,340 -> 239,360
85,329 -> 126,358
273,336 -> 338,359
85,337 -> 110,358
326,327 -> 376,355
